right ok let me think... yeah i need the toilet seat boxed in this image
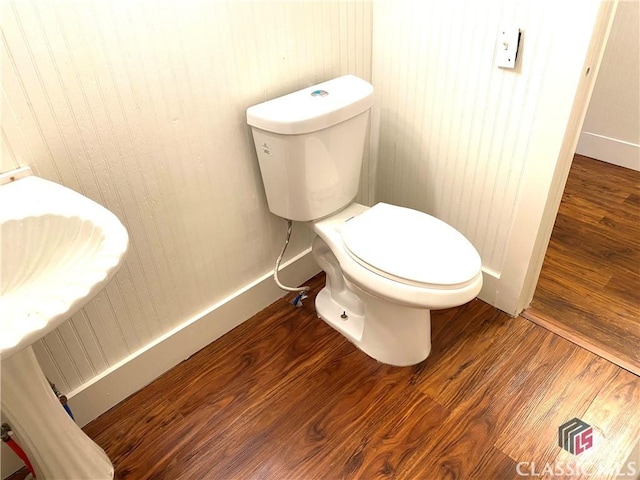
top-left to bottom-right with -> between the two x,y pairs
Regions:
340,203 -> 482,288
310,202 -> 483,309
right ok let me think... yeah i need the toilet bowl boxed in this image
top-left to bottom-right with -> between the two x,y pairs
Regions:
246,74 -> 483,366
309,202 -> 482,366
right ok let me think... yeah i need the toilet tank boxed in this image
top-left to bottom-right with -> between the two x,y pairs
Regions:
247,75 -> 374,221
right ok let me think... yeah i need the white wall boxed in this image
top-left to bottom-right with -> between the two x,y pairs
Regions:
1,1 -> 371,476
577,0 -> 640,171
371,0 -> 609,312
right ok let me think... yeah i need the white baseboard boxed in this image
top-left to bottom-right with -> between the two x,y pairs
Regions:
576,131 -> 640,171
477,267 -> 507,313
68,248 -> 320,427
2,249 -> 320,479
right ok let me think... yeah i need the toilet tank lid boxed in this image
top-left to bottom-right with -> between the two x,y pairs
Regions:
246,75 -> 374,135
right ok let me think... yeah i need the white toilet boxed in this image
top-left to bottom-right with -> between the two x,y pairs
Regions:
247,75 -> 483,366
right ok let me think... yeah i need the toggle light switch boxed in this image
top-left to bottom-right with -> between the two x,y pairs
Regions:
496,27 -> 521,69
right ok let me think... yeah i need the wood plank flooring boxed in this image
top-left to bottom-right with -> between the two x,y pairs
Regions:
47,274 -> 637,479
525,154 -> 640,374
6,155 -> 639,479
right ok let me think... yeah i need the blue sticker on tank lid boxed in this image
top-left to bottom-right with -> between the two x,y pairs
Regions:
311,89 -> 328,97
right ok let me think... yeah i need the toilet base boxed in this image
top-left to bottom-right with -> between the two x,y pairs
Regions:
316,283 -> 431,367
312,235 -> 431,366
316,287 -> 366,343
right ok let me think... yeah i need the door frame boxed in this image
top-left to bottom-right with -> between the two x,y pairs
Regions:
480,0 -> 619,316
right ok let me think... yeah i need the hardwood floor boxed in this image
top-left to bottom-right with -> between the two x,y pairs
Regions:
525,154 -> 640,374
5,157 -> 639,479
13,274 -> 624,479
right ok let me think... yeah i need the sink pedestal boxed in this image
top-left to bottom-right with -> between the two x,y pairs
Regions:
1,346 -> 114,479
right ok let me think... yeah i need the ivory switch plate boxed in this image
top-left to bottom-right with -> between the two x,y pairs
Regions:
496,27 -> 521,69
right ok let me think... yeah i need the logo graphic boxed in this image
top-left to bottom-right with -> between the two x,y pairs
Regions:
558,418 -> 593,455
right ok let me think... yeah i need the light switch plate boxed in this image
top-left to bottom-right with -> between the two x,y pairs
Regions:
496,27 -> 521,69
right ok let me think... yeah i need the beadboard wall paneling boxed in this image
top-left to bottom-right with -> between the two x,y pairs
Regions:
372,0 -> 602,276
1,0 -> 372,394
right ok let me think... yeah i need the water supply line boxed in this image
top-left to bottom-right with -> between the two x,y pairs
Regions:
2,423 -> 36,478
49,380 -> 74,420
274,220 -> 310,306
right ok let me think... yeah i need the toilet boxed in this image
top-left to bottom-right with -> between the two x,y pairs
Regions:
247,75 -> 483,366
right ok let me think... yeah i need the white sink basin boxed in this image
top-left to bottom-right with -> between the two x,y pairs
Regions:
0,170 -> 129,357
0,168 -> 127,479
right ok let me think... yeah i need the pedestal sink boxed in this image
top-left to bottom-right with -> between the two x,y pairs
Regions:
0,167 -> 129,479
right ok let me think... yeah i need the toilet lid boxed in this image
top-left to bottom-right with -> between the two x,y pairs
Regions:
340,203 -> 482,287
